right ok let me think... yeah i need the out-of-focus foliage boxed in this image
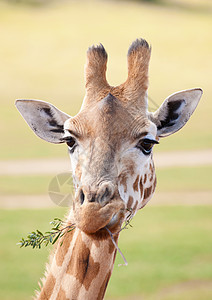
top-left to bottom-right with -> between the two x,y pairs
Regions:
0,0 -> 50,6
1,0 -> 212,11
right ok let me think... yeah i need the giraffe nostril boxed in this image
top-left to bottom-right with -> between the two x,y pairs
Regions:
90,195 -> 96,202
80,189 -> 85,205
101,187 -> 109,200
98,185 -> 113,203
78,183 -> 114,205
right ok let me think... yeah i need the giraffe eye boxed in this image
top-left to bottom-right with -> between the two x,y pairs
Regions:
136,138 -> 159,155
63,136 -> 77,152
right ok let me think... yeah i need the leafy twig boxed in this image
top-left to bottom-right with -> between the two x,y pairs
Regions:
17,218 -> 75,249
120,208 -> 134,232
18,208 -> 133,251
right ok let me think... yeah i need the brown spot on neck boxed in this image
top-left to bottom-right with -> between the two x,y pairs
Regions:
56,287 -> 69,300
108,233 -> 118,254
55,228 -> 75,267
66,231 -> 100,291
38,274 -> 56,300
85,228 -> 119,252
113,248 -> 117,264
97,270 -> 112,300
91,227 -> 118,244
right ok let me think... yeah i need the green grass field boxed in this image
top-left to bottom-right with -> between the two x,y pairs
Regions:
0,0 -> 211,160
0,206 -> 211,300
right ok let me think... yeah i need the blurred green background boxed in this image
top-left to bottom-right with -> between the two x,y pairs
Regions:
0,0 -> 211,299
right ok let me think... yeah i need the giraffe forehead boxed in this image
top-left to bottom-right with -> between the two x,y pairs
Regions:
91,95 -> 148,134
66,96 -> 152,142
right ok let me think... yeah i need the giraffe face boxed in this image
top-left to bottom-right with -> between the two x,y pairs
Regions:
63,92 -> 158,233
16,38 -> 202,234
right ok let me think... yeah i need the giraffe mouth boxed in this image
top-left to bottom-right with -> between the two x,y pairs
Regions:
105,211 -> 123,230
107,213 -> 118,227
73,197 -> 125,235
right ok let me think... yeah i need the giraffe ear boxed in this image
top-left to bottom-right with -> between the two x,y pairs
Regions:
149,88 -> 203,137
15,99 -> 71,143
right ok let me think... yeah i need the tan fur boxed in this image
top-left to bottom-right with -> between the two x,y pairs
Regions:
37,39 -> 157,300
56,288 -> 69,300
83,39 -> 150,108
121,39 -> 151,105
55,230 -> 74,267
84,44 -> 110,104
38,274 -> 56,300
66,231 -> 100,290
97,270 -> 111,300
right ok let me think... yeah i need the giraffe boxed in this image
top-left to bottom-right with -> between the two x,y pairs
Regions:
16,38 -> 202,300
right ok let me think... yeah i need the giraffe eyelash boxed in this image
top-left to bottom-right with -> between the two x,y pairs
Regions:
62,136 -> 77,152
136,138 -> 159,155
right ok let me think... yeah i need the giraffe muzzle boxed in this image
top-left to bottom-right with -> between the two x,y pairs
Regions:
73,183 -> 125,234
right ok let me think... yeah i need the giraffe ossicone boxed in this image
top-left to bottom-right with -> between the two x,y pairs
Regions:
16,38 -> 202,299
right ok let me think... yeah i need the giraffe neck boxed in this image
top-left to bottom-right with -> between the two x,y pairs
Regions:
37,221 -> 118,300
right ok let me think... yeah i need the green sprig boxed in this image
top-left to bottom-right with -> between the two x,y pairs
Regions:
17,218 -> 75,249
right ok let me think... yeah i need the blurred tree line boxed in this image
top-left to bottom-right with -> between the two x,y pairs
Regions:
1,0 -> 50,5
1,0 -> 161,6
1,0 -> 210,14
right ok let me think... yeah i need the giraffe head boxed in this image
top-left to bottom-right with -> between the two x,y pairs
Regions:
16,39 -> 202,235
